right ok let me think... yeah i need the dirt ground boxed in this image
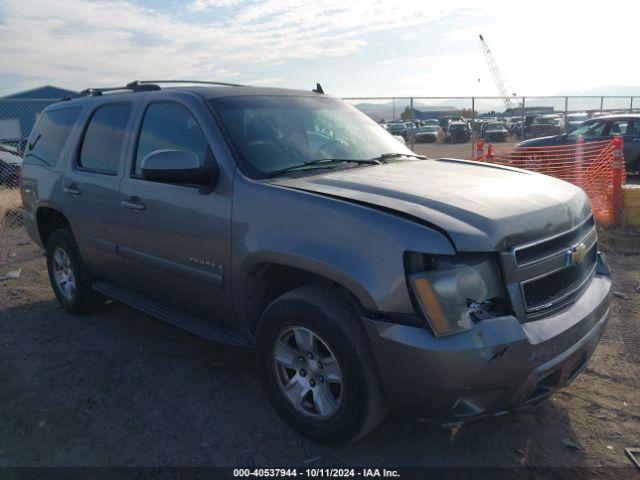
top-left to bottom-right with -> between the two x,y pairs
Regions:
0,220 -> 639,474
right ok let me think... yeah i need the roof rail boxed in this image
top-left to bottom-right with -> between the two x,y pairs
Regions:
79,83 -> 160,97
78,79 -> 249,98
129,80 -> 249,88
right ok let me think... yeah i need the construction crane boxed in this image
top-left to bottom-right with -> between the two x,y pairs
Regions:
479,34 -> 514,111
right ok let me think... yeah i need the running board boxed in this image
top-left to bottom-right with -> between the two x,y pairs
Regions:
93,281 -> 252,348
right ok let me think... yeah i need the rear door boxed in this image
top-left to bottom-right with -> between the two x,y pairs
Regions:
116,93 -> 234,325
62,101 -> 135,280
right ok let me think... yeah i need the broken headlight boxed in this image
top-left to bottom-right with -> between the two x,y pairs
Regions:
406,253 -> 511,337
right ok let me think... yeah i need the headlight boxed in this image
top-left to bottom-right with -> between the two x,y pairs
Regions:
407,254 -> 510,337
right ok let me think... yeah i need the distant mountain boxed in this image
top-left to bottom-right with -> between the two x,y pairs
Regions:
353,101 -> 459,122
555,85 -> 640,97
353,86 -> 640,120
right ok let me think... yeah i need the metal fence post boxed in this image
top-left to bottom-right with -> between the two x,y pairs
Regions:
600,96 -> 604,113
631,97 -> 634,113
521,97 -> 526,139
471,97 -> 476,159
410,97 -> 415,150
564,97 -> 568,133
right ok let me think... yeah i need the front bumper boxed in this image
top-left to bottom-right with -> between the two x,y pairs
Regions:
362,273 -> 611,422
416,135 -> 437,143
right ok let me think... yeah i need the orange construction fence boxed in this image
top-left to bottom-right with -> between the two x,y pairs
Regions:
471,137 -> 626,226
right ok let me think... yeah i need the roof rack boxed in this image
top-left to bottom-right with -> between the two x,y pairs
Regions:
129,80 -> 249,88
78,79 -> 249,98
79,83 -> 160,97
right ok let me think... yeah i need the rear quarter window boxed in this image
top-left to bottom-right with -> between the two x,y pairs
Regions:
25,107 -> 81,166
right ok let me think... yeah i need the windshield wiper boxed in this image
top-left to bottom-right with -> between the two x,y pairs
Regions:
372,153 -> 428,161
267,157 -> 381,178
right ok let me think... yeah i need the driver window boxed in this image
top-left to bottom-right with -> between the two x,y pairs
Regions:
134,102 -> 209,177
568,122 -> 606,139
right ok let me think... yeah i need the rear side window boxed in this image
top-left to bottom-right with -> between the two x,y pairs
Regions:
25,107 -> 81,166
134,102 -> 208,177
79,103 -> 131,174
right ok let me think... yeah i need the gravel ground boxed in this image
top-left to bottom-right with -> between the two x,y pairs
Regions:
0,223 -> 639,475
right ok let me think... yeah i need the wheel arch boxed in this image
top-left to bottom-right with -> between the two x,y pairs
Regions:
36,206 -> 71,246
240,254 -> 375,334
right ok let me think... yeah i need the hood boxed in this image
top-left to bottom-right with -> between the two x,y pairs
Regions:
271,159 -> 591,252
515,135 -> 561,148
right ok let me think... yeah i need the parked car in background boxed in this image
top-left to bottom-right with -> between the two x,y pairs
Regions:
415,125 -> 439,143
515,115 -> 560,138
565,113 -> 589,132
423,119 -> 440,128
515,114 -> 640,172
439,116 -> 465,132
483,122 -> 509,142
21,81 -> 612,443
404,122 -> 418,141
446,121 -> 471,143
385,122 -> 408,139
0,143 -> 23,186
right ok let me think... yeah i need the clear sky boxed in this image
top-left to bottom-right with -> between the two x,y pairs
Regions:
1,0 -> 639,97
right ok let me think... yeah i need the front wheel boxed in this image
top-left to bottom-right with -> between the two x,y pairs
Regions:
256,286 -> 386,443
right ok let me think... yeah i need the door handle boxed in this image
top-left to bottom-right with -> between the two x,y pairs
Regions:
121,197 -> 146,212
63,184 -> 81,197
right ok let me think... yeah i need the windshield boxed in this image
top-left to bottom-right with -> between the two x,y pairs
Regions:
418,126 -> 437,133
387,123 -> 406,131
210,96 -> 413,177
568,115 -> 589,122
450,124 -> 466,131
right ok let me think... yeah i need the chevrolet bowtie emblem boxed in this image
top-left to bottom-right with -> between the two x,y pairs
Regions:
566,242 -> 587,266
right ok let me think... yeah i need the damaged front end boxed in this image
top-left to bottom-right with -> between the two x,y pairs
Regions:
405,252 -> 512,337
361,251 -> 611,423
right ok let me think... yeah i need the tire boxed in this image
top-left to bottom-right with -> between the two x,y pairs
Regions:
255,285 -> 387,444
46,229 -> 104,314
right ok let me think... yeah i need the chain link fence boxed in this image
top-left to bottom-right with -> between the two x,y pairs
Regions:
343,95 -> 639,158
0,99 -> 58,229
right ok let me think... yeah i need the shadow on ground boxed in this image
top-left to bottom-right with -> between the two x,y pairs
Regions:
0,299 -> 590,468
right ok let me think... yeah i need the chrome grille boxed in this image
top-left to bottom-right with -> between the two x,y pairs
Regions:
521,244 -> 597,311
500,215 -> 598,320
514,216 -> 595,266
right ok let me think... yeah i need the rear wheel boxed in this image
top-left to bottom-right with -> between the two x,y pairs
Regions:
46,229 -> 104,314
256,285 -> 387,443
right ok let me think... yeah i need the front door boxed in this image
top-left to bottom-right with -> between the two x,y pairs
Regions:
116,97 -> 233,325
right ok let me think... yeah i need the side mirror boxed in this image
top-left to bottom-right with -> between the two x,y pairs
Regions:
141,149 -> 217,186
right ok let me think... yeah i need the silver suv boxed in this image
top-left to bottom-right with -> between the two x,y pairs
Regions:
20,81 -> 612,443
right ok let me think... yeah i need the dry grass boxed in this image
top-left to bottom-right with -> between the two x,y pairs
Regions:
0,188 -> 22,228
